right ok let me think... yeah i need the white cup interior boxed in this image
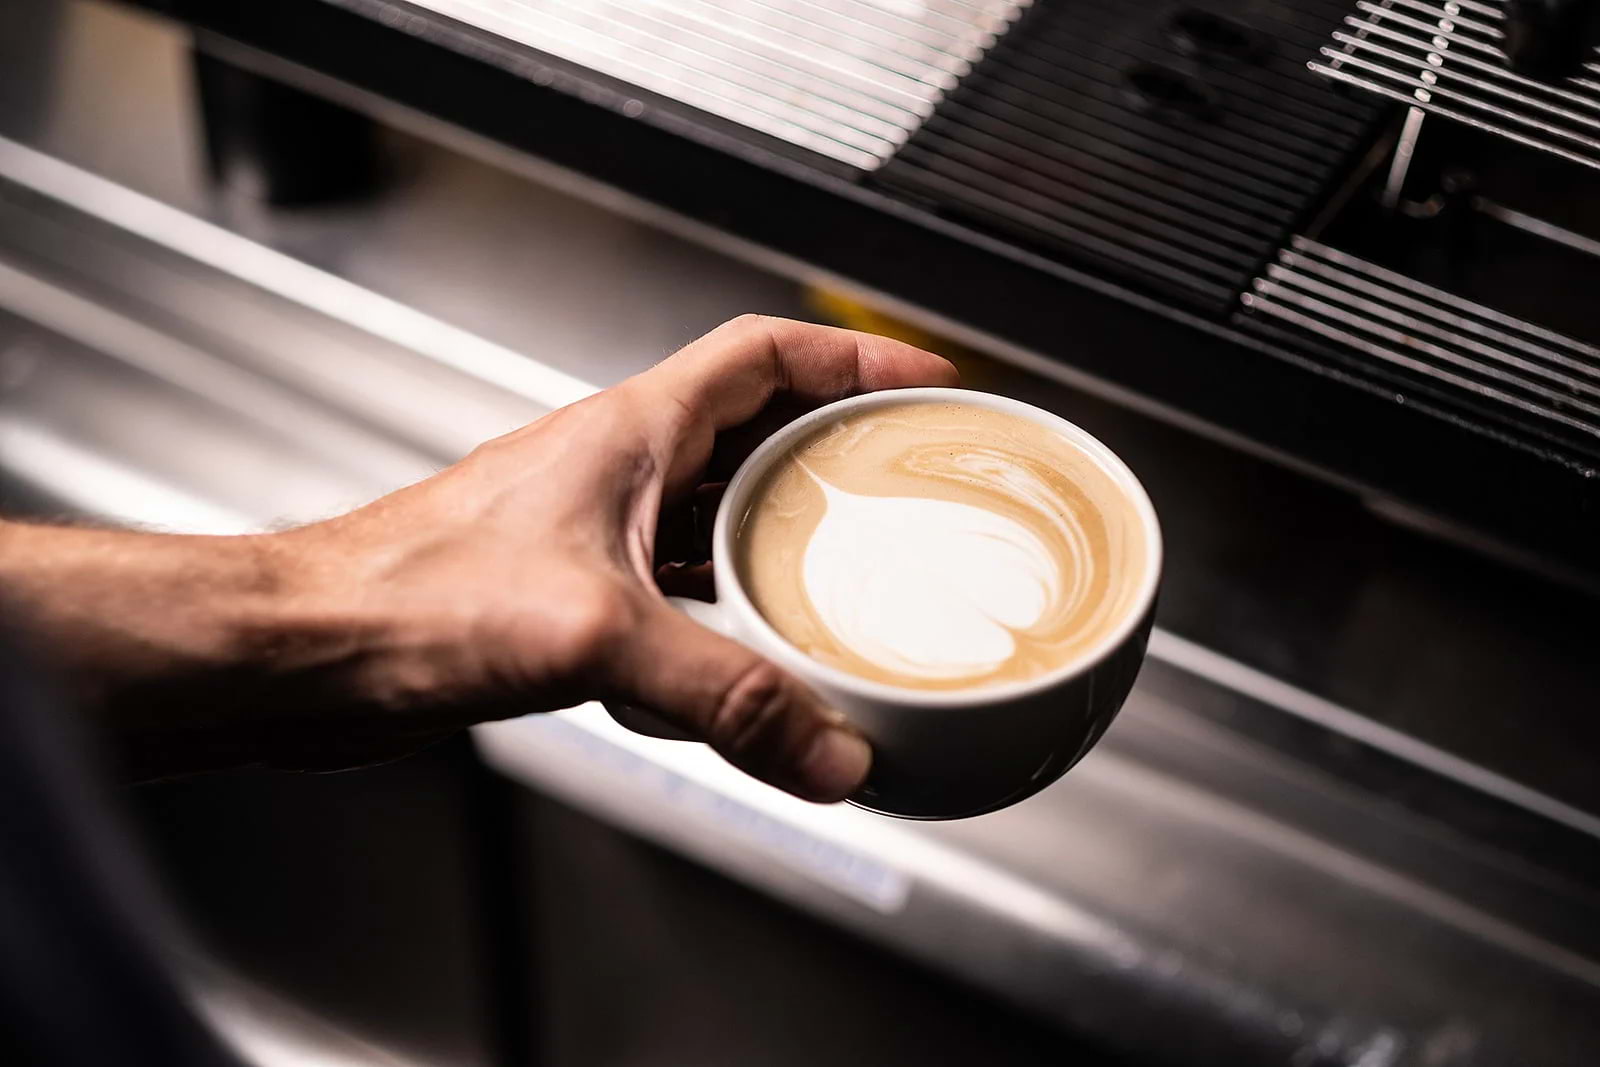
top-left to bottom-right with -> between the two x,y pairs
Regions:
710,387 -> 1164,708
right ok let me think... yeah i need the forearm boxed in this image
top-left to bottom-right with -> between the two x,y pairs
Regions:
1,520 -> 287,675
0,520 -> 366,779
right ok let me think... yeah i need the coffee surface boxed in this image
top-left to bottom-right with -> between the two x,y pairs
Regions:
734,401 -> 1147,691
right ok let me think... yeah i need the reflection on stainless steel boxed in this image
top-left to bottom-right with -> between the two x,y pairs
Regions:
1312,0 -> 1600,170
0,135 -> 595,414
0,296 -> 414,526
185,957 -> 427,1067
388,0 -> 1030,168
1148,629 -> 1600,841
0,415 -> 256,533
0,260 -> 435,491
476,678 -> 1600,1065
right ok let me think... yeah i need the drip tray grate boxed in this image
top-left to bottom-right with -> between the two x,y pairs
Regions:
1310,0 -> 1600,171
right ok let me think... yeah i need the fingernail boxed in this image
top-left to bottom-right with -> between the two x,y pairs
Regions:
796,725 -> 872,802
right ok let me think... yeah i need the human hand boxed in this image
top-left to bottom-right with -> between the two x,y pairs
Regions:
269,316 -> 959,798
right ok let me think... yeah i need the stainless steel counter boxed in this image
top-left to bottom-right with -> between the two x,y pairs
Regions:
4,4 -> 1600,1065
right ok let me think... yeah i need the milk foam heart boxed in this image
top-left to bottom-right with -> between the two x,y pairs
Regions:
735,401 -> 1147,692
801,473 -> 1062,680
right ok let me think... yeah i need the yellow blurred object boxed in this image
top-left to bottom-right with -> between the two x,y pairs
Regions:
805,288 -> 942,349
804,287 -> 996,388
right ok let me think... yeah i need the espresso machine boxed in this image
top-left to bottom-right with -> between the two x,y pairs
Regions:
4,1 -> 1600,1064
120,0 -> 1600,578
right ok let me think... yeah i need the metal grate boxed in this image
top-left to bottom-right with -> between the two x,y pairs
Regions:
876,0 -> 1385,314
1242,236 -> 1600,443
1310,0 -> 1600,171
392,0 -> 1031,169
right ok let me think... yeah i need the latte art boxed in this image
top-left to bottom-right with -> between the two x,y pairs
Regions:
803,473 -> 1062,680
736,401 -> 1147,692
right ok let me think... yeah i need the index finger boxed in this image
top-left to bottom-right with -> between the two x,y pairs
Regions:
637,314 -> 961,432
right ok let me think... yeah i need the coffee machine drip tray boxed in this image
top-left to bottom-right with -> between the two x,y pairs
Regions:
1311,0 -> 1600,172
1241,234 -> 1600,461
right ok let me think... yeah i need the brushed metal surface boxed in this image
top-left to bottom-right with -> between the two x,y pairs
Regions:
388,0 -> 1030,167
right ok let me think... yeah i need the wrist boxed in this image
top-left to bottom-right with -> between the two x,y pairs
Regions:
236,524 -> 460,723
220,527 -> 387,708
116,525 -> 417,777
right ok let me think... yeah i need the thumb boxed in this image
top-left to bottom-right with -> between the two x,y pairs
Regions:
604,598 -> 872,802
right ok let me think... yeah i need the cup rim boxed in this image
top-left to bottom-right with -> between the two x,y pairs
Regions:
711,387 -> 1164,708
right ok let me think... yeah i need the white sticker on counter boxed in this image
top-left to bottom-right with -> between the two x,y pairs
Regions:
535,715 -> 911,914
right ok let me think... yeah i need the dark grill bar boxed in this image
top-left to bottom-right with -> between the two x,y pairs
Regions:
876,0 -> 1387,314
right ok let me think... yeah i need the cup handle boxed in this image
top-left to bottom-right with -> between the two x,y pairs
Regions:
602,596 -> 728,741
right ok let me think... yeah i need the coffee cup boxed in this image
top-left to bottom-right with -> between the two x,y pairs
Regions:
607,388 -> 1162,819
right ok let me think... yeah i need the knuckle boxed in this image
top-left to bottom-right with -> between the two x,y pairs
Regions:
462,431 -> 516,465
708,660 -> 791,753
719,312 -> 771,336
460,409 -> 559,467
716,314 -> 790,356
553,391 -> 626,438
613,376 -> 684,431
714,314 -> 788,390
